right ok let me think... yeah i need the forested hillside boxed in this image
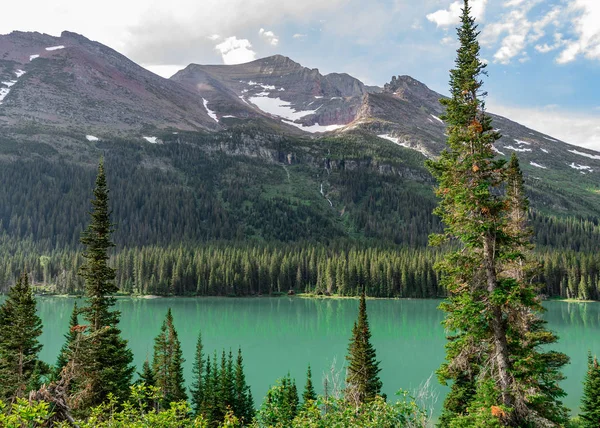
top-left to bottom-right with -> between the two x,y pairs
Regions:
1,128 -> 599,299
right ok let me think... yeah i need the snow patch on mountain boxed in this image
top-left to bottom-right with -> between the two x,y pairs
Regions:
249,94 -> 318,121
543,136 -> 558,142
202,98 -> 219,122
45,45 -> 65,51
245,81 -> 277,91
86,135 -> 99,142
29,54 -> 39,61
569,163 -> 593,172
493,146 -> 506,156
513,139 -> 531,145
143,136 -> 159,144
530,162 -> 547,169
377,134 -> 429,157
541,148 -> 549,153
283,120 -> 344,133
504,145 -> 532,152
568,149 -> 600,160
0,70 -> 26,104
431,114 -> 444,124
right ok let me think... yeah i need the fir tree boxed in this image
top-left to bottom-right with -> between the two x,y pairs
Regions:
427,2 -> 567,425
152,308 -> 187,408
137,359 -> 155,387
234,347 -> 254,423
218,350 -> 235,415
190,332 -> 205,416
136,359 -> 156,411
580,352 -> 600,427
0,272 -> 44,401
302,364 -> 317,405
73,159 -> 134,408
345,292 -> 382,403
55,302 -> 79,376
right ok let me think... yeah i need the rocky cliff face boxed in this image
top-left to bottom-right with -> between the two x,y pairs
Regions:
171,55 -> 365,131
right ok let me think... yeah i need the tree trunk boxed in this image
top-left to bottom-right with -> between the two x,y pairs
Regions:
483,235 -> 514,410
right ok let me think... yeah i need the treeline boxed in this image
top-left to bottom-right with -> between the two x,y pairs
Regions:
1,239 -> 599,299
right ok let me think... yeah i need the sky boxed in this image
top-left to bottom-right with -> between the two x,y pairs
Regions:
1,0 -> 600,150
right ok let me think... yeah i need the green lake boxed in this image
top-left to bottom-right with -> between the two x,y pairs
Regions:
34,297 -> 598,417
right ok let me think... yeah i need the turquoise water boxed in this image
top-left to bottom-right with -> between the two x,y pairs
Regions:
33,297 -> 600,416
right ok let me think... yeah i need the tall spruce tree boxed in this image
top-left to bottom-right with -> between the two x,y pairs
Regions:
345,292 -> 382,403
427,2 -> 567,425
72,159 -> 134,409
302,364 -> 317,404
190,332 -> 205,416
234,347 -> 254,424
55,302 -> 79,376
580,353 -> 600,428
152,308 -> 187,408
0,272 -> 44,401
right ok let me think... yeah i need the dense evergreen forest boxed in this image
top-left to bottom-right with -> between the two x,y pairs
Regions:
0,139 -> 598,299
1,240 -> 600,299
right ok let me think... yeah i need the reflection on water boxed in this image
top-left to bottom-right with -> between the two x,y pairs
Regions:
26,297 -> 600,417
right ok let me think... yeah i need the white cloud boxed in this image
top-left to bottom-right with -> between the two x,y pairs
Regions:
215,37 -> 256,64
556,0 -> 600,64
208,34 -> 221,41
488,100 -> 600,151
535,33 -> 565,53
292,33 -> 307,39
259,28 -> 279,46
480,1 -> 561,64
426,0 -> 488,27
142,64 -> 187,78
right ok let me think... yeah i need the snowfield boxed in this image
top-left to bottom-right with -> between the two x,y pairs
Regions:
283,120 -> 344,133
45,45 -> 65,51
143,136 -> 159,144
202,98 -> 219,123
568,149 -> 600,160
431,114 -> 444,124
569,163 -> 593,172
504,145 -> 532,152
86,135 -> 99,142
530,162 -> 547,169
493,146 -> 506,156
378,134 -> 429,157
513,139 -> 531,145
248,94 -> 318,121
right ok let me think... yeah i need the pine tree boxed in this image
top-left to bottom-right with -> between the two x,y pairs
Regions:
55,302 -> 79,376
152,308 -> 187,409
233,347 -> 254,423
0,272 -> 44,401
427,2 -> 567,425
302,364 -> 317,405
345,292 -> 382,403
190,332 -> 205,416
136,359 -> 156,411
73,159 -> 134,408
580,353 -> 600,428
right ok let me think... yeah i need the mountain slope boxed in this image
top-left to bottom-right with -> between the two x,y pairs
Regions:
0,31 -> 219,135
0,31 -> 597,250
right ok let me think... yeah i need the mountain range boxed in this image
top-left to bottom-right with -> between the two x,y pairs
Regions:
0,30 -> 598,249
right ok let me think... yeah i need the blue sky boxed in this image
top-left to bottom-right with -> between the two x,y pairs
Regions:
2,0 -> 600,150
